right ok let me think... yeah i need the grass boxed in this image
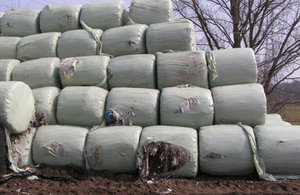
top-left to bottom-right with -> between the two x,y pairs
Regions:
278,105 -> 300,125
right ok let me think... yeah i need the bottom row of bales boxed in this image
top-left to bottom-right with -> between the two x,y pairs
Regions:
10,124 -> 300,178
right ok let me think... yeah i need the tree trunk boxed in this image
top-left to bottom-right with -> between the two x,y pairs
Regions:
230,0 -> 242,48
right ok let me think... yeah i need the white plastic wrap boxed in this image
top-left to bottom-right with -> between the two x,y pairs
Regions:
0,37 -> 20,59
0,59 -> 20,81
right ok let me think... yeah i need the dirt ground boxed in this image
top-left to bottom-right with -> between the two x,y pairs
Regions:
1,166 -> 300,194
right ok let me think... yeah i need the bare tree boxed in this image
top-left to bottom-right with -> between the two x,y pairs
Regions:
173,0 -> 300,112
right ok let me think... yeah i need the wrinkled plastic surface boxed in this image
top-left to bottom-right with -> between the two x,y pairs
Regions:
80,0 -> 125,31
12,58 -> 61,89
40,4 -> 82,33
57,29 -> 103,58
0,81 -> 35,134
102,24 -> 147,57
157,51 -> 208,89
146,20 -> 196,54
57,86 -> 108,127
212,83 -> 266,126
0,8 -> 40,37
17,32 -> 61,61
255,125 -> 300,175
208,48 -> 257,87
129,0 -> 173,25
0,37 -> 20,59
0,59 -> 19,81
108,54 -> 156,89
106,88 -> 160,127
60,56 -> 109,88
32,87 -> 60,125
199,125 -> 254,175
86,126 -> 142,172
32,125 -> 88,167
160,86 -> 214,129
137,125 -> 198,177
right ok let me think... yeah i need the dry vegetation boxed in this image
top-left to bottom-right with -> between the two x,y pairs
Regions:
278,105 -> 300,125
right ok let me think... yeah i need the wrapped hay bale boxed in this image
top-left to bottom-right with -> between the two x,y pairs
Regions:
12,58 -> 61,89
102,24 -> 148,57
157,51 -> 208,89
146,20 -> 196,54
107,54 -> 156,89
40,4 -> 82,33
129,0 -> 173,25
60,56 -> 110,88
212,83 -> 266,126
0,82 -> 35,134
160,85 -> 214,129
80,0 -> 125,31
266,114 -> 282,121
0,37 -> 20,59
207,48 -> 257,88
0,8 -> 40,37
199,125 -> 254,176
0,59 -> 20,81
32,87 -> 60,125
32,125 -> 88,167
57,86 -> 108,127
137,125 -> 198,178
86,126 -> 142,173
105,88 -> 160,127
17,32 -> 61,61
255,125 -> 300,177
6,127 -> 36,171
264,114 -> 291,126
57,29 -> 103,58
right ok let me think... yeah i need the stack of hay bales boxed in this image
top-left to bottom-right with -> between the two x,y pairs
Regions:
0,0 -> 298,180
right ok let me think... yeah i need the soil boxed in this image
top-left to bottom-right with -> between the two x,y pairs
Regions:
1,166 -> 300,194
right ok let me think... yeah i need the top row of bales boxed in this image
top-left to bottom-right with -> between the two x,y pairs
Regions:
0,0 -> 173,37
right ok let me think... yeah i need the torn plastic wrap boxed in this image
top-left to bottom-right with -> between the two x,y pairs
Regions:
80,0 -> 125,31
32,125 -> 89,168
160,86 -> 214,129
59,56 -> 109,88
0,37 -> 21,59
40,4 -> 82,33
86,126 -> 142,173
137,126 -> 198,178
5,127 -> 36,172
102,24 -> 148,57
57,86 -> 108,127
212,83 -> 266,126
107,54 -> 156,89
17,32 -> 61,61
32,87 -> 61,125
157,51 -> 208,90
12,58 -> 61,89
129,0 -> 173,25
146,20 -> 196,54
199,125 -> 255,176
0,8 -> 40,37
0,60 -> 20,81
0,82 -> 35,134
207,48 -> 257,88
57,29 -> 103,58
105,88 -> 160,127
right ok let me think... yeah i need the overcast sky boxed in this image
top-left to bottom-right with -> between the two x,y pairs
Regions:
0,0 -> 132,12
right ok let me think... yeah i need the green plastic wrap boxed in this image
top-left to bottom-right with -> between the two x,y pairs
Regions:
40,4 -> 82,33
157,51 -> 208,90
86,126 -> 142,172
12,58 -> 61,89
32,125 -> 88,168
160,85 -> 214,129
57,86 -> 108,127
0,59 -> 20,81
17,32 -> 61,61
0,8 -> 40,37
199,125 -> 254,176
108,54 -> 156,89
80,0 -> 125,31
